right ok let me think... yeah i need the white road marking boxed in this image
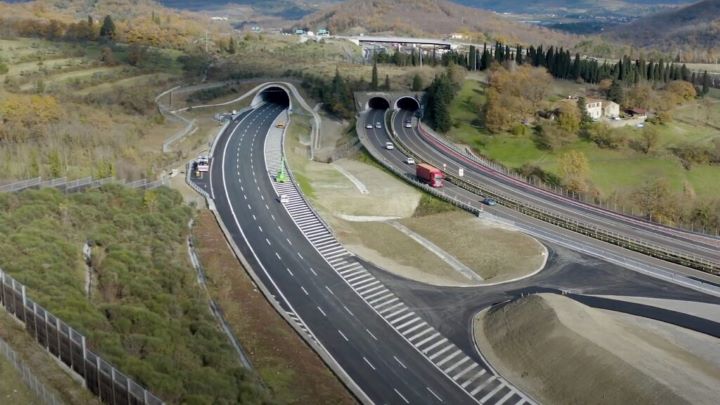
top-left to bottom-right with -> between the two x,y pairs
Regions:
286,238 -> 293,246
297,252 -> 304,260
252,214 -> 256,220
301,286 -> 309,295
317,306 -> 326,317
394,388 -> 409,404
363,357 -> 375,370
286,268 -> 294,276
309,268 -> 318,276
275,252 -> 281,260
366,329 -> 378,340
325,286 -> 335,295
258,225 -> 263,232
393,356 -> 407,369
343,305 -> 354,317
266,238 -> 271,245
338,330 -> 349,341
427,387 -> 443,402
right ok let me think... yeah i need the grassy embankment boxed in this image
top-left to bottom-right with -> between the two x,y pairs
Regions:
0,348 -> 41,404
0,186 -> 269,404
447,77 -> 720,202
0,38 -> 186,181
193,211 -> 356,404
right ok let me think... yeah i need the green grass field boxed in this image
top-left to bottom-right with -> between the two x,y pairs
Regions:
446,79 -> 720,201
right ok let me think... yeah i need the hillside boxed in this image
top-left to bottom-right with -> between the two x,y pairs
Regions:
474,294 -> 720,405
302,0 -> 578,46
606,0 -> 720,62
457,0 -> 694,14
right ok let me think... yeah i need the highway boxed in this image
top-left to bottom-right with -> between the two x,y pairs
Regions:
386,109 -> 720,266
205,101 -> 531,404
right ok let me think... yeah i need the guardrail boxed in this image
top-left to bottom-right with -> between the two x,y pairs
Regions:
0,176 -> 168,194
386,112 -> 719,275
0,269 -> 163,405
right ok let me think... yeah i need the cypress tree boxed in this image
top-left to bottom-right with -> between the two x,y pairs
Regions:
411,74 -> 423,91
99,15 -> 116,40
515,45 -> 523,65
469,45 -> 477,70
384,74 -> 390,91
608,80 -> 624,104
370,61 -> 379,90
702,71 -> 710,95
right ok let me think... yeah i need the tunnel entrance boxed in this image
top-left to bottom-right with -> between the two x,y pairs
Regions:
368,97 -> 390,110
396,96 -> 420,111
257,87 -> 290,107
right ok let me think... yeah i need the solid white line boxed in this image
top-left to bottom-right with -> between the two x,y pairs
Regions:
409,328 -> 435,343
461,370 -> 487,388
394,389 -> 409,404
402,321 -> 427,336
390,312 -> 415,325
338,330 -> 349,341
481,382 -> 505,403
444,356 -> 470,373
317,306 -> 326,317
366,329 -> 378,340
470,376 -> 496,396
428,344 -> 453,360
364,288 -> 389,300
453,363 -> 479,381
386,308 -> 407,320
427,387 -> 443,402
363,357 -> 375,370
358,284 -> 384,296
436,349 -> 463,367
352,277 -> 377,289
377,298 -> 401,311
496,389 -> 516,405
422,337 -> 448,352
393,356 -> 407,369
397,317 -> 423,331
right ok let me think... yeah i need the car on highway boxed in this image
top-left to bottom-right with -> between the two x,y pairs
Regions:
365,123 -> 374,129
196,156 -> 210,172
385,142 -> 394,150
405,156 -> 415,164
375,122 -> 382,129
482,197 -> 497,206
404,119 -> 412,128
278,194 -> 290,204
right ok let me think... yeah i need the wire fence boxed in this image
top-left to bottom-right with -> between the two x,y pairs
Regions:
0,337 -> 62,405
0,176 -> 168,194
0,270 -> 164,405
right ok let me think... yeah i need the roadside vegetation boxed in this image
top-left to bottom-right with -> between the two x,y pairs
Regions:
0,186 -> 269,404
440,67 -> 720,232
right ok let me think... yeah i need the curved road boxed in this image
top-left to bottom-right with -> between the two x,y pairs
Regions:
207,102 -> 526,404
390,109 -> 720,266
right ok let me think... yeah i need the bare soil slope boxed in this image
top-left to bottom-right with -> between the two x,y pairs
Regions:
474,293 -> 720,405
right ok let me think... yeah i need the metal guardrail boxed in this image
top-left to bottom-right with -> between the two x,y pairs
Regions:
0,336 -> 62,405
0,269 -> 164,405
0,177 -> 168,194
385,112 -> 719,275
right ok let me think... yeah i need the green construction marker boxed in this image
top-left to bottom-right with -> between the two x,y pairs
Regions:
276,157 -> 288,183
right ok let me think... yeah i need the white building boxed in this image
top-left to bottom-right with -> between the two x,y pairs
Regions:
585,99 -> 619,120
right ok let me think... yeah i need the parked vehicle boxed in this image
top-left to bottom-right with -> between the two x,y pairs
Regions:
416,163 -> 443,187
196,156 -> 210,172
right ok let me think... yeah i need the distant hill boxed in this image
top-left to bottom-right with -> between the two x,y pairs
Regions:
605,0 -> 720,62
456,0 -> 695,14
301,0 -> 578,46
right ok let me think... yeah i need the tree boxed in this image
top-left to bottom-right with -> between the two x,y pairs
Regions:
127,44 -> 145,66
577,96 -> 591,125
638,126 -> 659,154
701,71 -> 710,96
411,74 -> 423,91
608,80 -> 624,105
99,15 -> 116,40
633,177 -> 679,224
100,47 -> 117,66
558,150 -> 590,193
384,74 -> 390,91
228,36 -> 236,54
556,102 -> 581,133
370,61 -> 379,90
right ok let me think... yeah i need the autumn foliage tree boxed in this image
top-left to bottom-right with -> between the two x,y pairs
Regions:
483,65 -> 551,133
558,150 -> 590,194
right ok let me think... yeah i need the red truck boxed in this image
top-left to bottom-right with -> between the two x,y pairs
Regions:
416,163 -> 444,188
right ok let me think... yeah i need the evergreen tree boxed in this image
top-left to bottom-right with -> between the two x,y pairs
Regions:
469,45 -> 477,70
701,71 -> 710,96
228,37 -> 236,54
515,45 -> 523,65
411,74 -> 423,91
370,61 -> 379,90
384,74 -> 390,91
571,53 -> 581,80
577,96 -> 591,125
608,80 -> 624,104
480,45 -> 491,71
99,15 -> 116,40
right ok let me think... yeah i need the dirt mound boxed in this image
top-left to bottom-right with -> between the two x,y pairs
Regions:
474,294 -> 720,405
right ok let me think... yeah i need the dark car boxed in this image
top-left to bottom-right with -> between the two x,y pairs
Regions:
482,198 -> 497,206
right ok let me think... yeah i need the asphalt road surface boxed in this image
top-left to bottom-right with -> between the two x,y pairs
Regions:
206,102 -> 523,404
389,109 -> 720,265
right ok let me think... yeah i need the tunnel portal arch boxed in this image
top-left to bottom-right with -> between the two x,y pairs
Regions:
395,96 -> 420,111
251,85 -> 292,109
367,97 -> 391,110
